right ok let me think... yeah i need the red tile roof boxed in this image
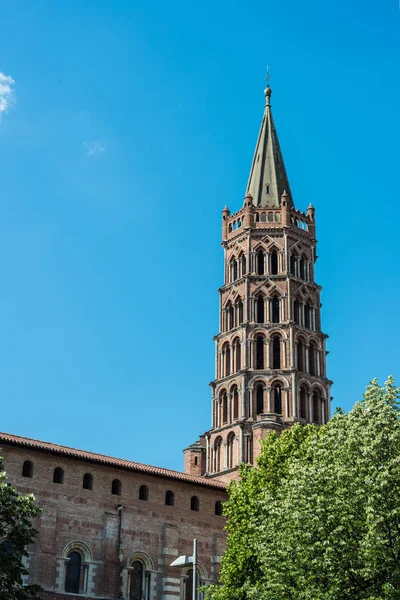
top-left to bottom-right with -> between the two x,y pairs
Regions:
0,432 -> 227,491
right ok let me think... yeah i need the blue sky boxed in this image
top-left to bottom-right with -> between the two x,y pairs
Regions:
0,0 -> 399,471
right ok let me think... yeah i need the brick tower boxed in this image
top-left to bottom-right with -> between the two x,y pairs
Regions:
184,84 -> 332,483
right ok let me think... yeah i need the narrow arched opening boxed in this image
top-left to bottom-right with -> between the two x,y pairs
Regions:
273,383 -> 282,414
272,336 -> 281,369
65,551 -> 82,594
271,250 -> 278,275
271,296 -> 280,323
300,387 -> 307,419
297,340 -> 304,372
257,250 -> 264,275
256,335 -> 264,369
256,383 -> 264,415
256,296 -> 264,323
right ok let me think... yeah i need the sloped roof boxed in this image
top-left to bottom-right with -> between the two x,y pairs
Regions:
0,431 -> 227,491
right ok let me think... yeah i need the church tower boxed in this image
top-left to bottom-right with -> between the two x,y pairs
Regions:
184,84 -> 332,483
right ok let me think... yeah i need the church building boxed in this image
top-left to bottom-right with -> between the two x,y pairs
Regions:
0,82 -> 331,599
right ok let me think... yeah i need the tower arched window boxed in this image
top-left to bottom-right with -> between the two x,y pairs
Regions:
227,433 -> 235,468
272,336 -> 281,369
309,342 -> 316,376
273,383 -> 282,414
221,391 -> 228,424
139,485 -> 149,501
22,460 -> 33,478
190,496 -> 199,511
299,257 -> 305,280
256,296 -> 264,323
111,479 -> 121,496
241,255 -> 246,276
297,340 -> 304,371
305,304 -> 311,329
53,467 -> 64,484
232,259 -> 238,281
165,490 -> 175,506
65,551 -> 82,593
224,344 -> 231,377
297,340 -> 304,372
232,386 -> 239,420
313,392 -> 320,423
237,299 -> 244,325
83,473 -> 93,490
300,387 -> 307,419
234,338 -> 241,372
257,250 -> 265,275
256,383 -> 264,415
271,250 -> 278,275
294,300 -> 300,324
271,297 -> 280,323
256,335 -> 264,369
228,303 -> 235,330
214,437 -> 222,472
290,253 -> 297,276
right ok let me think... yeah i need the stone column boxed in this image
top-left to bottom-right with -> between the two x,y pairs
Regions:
305,345 -> 309,373
265,297 -> 270,322
266,340 -> 270,368
230,345 -> 234,375
241,379 -> 246,418
227,393 -> 232,424
291,372 -> 297,418
223,442 -> 228,470
266,387 -> 272,413
290,327 -> 295,368
249,387 -> 254,419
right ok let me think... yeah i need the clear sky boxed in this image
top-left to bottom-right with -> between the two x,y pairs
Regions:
0,0 -> 399,471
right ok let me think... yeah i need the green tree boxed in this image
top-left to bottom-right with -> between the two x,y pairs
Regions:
207,378 -> 400,600
0,455 -> 42,600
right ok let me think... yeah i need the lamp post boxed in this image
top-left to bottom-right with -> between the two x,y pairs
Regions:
170,538 -> 198,600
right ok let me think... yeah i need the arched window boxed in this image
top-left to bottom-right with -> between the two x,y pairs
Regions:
65,551 -> 82,593
232,386 -> 239,420
294,300 -> 300,324
111,479 -> 121,496
256,296 -> 264,323
165,490 -> 174,506
257,250 -> 265,275
185,569 -> 194,600
228,303 -> 235,330
271,250 -> 278,275
232,259 -> 238,281
139,485 -> 149,501
224,344 -> 231,377
130,560 -> 144,600
238,299 -> 244,325
256,383 -> 264,414
215,501 -> 223,516
241,255 -> 246,276
299,257 -> 305,280
82,473 -> 93,490
271,297 -> 280,323
53,467 -> 64,484
190,496 -> 199,511
290,253 -> 297,276
300,387 -> 307,419
297,340 -> 304,372
227,433 -> 235,468
273,383 -> 282,414
256,335 -> 264,369
221,391 -> 228,424
305,304 -> 311,329
214,437 -> 222,472
272,336 -> 281,369
313,392 -> 319,423
22,460 -> 33,478
309,342 -> 316,376
234,338 -> 241,372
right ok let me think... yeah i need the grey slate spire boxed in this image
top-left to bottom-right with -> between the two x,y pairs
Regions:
245,86 -> 293,208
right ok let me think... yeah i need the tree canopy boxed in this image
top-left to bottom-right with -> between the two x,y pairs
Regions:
207,378 -> 400,600
0,456 -> 42,600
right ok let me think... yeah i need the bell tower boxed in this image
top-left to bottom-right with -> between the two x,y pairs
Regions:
184,84 -> 332,483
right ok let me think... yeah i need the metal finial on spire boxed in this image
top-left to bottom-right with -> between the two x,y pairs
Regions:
264,65 -> 272,105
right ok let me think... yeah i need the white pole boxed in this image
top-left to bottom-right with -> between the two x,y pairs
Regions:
193,538 -> 197,600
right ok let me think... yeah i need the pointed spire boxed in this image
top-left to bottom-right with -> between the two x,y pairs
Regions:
245,85 -> 293,208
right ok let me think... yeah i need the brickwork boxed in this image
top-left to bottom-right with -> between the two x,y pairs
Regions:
1,441 -> 227,599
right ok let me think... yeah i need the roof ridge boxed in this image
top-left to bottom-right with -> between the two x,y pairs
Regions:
0,431 -> 227,490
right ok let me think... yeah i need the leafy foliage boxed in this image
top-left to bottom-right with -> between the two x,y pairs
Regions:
207,378 -> 400,600
0,455 -> 42,600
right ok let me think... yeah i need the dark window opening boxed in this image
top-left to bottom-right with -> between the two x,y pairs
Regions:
294,300 -> 300,324
225,346 -> 231,376
228,304 -> 234,330
65,551 -> 81,594
309,344 -> 316,376
139,485 -> 149,501
266,184 -> 270,194
241,255 -> 246,275
271,250 -> 278,275
313,393 -> 319,423
222,393 -> 228,424
82,473 -> 93,490
256,297 -> 264,323
111,479 -> 121,496
235,340 -> 241,371
165,490 -> 175,506
272,336 -> 281,369
232,260 -> 238,281
256,335 -> 264,369
272,297 -> 280,323
305,305 -> 311,329
300,388 -> 307,419
290,254 -> 297,275
215,501 -> 223,516
297,341 -> 304,372
274,384 -> 282,414
238,300 -> 244,325
53,467 -> 64,484
257,251 -> 264,275
300,258 -> 305,280
215,438 -> 222,472
256,384 -> 264,415
22,460 -> 33,478
194,456 -> 198,466
233,388 -> 239,420
190,496 -> 199,511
